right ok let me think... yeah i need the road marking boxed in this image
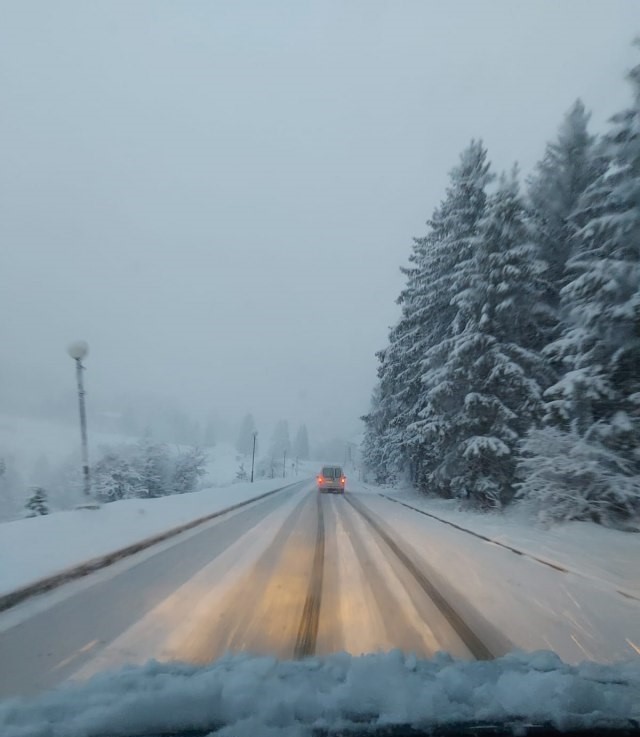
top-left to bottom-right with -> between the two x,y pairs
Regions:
53,639 -> 100,671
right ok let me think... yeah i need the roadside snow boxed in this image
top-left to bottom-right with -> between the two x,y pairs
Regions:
1,651 -> 638,737
368,484 -> 640,598
353,490 -> 640,664
0,478 -> 306,597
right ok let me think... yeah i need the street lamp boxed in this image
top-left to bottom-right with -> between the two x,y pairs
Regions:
67,341 -> 91,499
250,431 -> 258,483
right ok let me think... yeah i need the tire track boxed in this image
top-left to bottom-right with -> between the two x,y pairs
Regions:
346,495 -> 506,660
185,489 -> 313,660
294,492 -> 325,658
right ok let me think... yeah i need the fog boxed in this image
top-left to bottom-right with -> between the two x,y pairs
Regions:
1,1 -> 639,447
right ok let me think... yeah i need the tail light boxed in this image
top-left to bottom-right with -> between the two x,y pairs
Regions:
341,477 -> 346,484
317,476 -> 323,483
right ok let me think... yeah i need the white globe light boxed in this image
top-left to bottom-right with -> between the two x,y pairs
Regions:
67,340 -> 89,360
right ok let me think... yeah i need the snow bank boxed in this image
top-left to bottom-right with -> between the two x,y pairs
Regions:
0,478 -> 305,597
1,651 -> 638,737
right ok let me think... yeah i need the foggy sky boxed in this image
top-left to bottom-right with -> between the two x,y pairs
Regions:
1,1 -> 639,444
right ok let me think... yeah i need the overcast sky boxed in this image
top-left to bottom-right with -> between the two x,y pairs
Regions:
1,1 -> 639,445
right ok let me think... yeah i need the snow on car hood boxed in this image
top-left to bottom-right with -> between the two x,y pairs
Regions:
1,650 -> 639,737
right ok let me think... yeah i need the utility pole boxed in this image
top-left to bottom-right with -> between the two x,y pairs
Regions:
67,341 -> 91,500
250,431 -> 257,483
282,449 -> 287,478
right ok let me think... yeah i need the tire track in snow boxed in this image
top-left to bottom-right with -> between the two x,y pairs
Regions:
347,495 -> 504,660
294,492 -> 325,658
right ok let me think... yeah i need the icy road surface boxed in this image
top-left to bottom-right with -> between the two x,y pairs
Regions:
0,482 -> 638,699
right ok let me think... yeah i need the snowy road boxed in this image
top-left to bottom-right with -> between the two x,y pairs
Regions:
1,483 -> 638,699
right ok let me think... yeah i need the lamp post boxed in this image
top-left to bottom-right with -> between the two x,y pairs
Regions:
250,431 -> 258,483
67,341 -> 91,499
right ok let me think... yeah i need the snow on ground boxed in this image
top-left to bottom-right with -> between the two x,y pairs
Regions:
353,486 -> 640,664
1,650 -> 638,737
0,477 -> 307,597
361,482 -> 640,598
0,412 -> 318,512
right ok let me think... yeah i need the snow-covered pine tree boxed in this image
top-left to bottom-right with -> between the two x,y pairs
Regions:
172,447 -> 207,494
539,50 -> 640,520
527,100 -> 603,328
422,171 -> 548,508
236,414 -> 256,456
235,462 -> 248,482
363,141 -> 495,487
293,424 -> 310,460
517,427 -> 640,524
361,382 -> 390,483
402,141 -> 494,490
136,439 -> 171,498
25,487 -> 48,516
0,455 -> 22,520
269,420 -> 291,459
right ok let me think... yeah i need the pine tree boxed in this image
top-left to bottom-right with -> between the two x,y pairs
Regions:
172,447 -> 208,494
136,440 -> 170,498
401,141 -> 494,488
0,455 -> 21,520
235,462 -> 248,482
421,172 -> 548,507
361,383 -> 390,483
25,487 -> 48,517
540,51 -> 640,519
527,100 -> 603,324
236,414 -> 256,456
362,142 -> 495,487
293,424 -> 310,460
269,420 -> 291,458
517,427 -> 640,523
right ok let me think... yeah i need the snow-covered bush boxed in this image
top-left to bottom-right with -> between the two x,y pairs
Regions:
92,442 -> 207,502
516,427 -> 640,524
235,461 -> 248,482
93,450 -> 144,502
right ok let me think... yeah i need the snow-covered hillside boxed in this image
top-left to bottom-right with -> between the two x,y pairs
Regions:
0,414 -> 310,522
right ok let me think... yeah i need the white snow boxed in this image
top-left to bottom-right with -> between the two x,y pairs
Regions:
0,412 -> 311,519
352,486 -> 640,664
369,485 -> 640,598
0,650 -> 638,737
0,477 -> 304,597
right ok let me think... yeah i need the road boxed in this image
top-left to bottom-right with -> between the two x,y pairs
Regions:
1,481 -> 638,700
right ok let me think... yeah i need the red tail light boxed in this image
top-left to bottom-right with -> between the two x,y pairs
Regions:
317,476 -> 323,483
341,477 -> 346,484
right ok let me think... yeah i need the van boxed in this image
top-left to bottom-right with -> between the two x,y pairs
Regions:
317,466 -> 346,493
